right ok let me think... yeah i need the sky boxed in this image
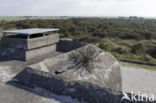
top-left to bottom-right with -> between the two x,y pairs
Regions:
0,0 -> 156,17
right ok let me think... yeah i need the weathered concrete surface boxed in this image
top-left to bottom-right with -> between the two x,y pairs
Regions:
0,38 -> 86,61
0,72 -> 84,103
0,85 -> 84,103
27,33 -> 59,50
11,68 -> 123,103
0,60 -> 155,103
1,33 -> 59,50
0,34 -> 59,60
26,44 -> 57,60
0,54 -> 155,102
11,68 -> 155,103
0,40 -> 86,61
0,41 -> 125,103
0,51 -> 67,103
1,37 -> 27,50
0,44 -> 57,60
25,45 -> 122,91
0,47 -> 26,60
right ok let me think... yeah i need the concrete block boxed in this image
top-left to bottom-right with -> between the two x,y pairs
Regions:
26,44 -> 57,60
0,44 -> 57,61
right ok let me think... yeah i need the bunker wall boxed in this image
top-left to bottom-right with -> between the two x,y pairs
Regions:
27,33 -> 59,50
1,34 -> 59,50
1,37 -> 27,50
12,68 -> 122,103
11,68 -> 147,103
26,44 -> 57,60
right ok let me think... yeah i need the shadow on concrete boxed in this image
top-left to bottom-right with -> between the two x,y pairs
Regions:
2,40 -> 87,103
0,40 -> 90,102
0,40 -> 86,63
56,40 -> 87,52
6,62 -> 156,103
0,56 -> 16,62
6,68 -> 84,103
6,81 -> 72,103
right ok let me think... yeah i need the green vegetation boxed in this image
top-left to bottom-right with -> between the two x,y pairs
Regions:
0,16 -> 69,22
0,17 -> 156,65
100,39 -> 156,64
120,62 -> 156,71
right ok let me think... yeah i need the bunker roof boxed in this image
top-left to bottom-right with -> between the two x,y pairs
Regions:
2,28 -> 59,35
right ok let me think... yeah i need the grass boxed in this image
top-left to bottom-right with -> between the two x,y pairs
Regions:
0,16 -> 69,22
98,38 -> 156,64
0,17 -> 26,22
120,62 -> 156,71
66,37 -> 156,65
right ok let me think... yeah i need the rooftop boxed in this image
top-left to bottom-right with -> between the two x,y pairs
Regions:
2,28 -> 59,35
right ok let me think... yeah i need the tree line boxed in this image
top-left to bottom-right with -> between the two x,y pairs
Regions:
0,18 -> 156,64
0,18 -> 156,40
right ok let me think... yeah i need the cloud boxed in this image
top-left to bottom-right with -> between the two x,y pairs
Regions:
0,0 -> 155,17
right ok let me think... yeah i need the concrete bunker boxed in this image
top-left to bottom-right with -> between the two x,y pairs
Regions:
0,28 -> 59,60
0,28 -> 125,103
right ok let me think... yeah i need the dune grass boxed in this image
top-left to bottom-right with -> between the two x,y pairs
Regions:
120,62 -> 156,71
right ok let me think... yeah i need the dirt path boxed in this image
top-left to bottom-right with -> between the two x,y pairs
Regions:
121,66 -> 156,96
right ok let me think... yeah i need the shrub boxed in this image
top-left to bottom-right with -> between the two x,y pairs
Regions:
74,36 -> 101,43
111,47 -> 130,54
143,54 -> 153,61
131,43 -> 145,56
147,47 -> 156,58
99,42 -> 114,51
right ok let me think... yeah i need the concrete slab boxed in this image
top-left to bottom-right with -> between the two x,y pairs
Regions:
0,41 -> 87,103
0,83 -> 84,103
0,51 -> 74,103
27,45 -> 122,91
0,41 -> 124,103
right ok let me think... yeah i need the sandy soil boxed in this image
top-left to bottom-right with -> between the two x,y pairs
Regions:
121,66 -> 156,97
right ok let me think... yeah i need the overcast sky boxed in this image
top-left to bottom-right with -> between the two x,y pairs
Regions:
0,0 -> 155,17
